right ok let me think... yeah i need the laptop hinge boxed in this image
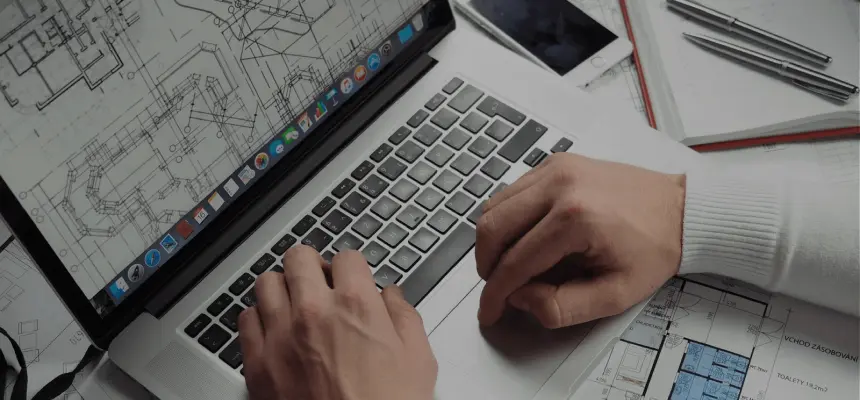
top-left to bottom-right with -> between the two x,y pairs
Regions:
144,53 -> 438,318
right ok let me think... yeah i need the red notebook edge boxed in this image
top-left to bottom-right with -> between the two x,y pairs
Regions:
617,0 -> 860,152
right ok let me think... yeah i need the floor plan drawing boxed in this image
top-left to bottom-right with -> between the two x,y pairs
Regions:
0,0 -> 425,298
571,275 -> 859,400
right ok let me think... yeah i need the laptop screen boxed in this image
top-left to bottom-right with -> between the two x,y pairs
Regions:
0,0 -> 431,317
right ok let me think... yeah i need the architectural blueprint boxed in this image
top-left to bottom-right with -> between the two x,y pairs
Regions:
0,0 -> 425,298
571,275 -> 860,400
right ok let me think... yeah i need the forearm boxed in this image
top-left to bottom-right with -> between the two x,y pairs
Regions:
678,169 -> 859,316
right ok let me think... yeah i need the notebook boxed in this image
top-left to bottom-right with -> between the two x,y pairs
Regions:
620,0 -> 860,150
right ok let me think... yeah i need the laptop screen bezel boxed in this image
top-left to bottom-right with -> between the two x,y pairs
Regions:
0,0 -> 455,348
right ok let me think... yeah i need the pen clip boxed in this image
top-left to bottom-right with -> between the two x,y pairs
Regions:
791,79 -> 852,102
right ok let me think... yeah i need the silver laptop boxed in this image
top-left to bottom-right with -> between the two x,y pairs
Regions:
0,1 -> 641,398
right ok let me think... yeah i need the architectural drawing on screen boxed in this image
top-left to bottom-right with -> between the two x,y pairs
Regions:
0,0 -> 424,296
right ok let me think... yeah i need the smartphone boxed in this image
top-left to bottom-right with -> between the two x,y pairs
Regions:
454,0 -> 633,86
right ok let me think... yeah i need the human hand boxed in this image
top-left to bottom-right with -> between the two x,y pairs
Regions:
239,246 -> 437,400
476,153 -> 686,328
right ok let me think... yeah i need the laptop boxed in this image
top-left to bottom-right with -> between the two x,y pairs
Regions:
0,0 -> 699,398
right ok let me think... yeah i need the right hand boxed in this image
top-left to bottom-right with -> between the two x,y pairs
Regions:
475,153 -> 686,328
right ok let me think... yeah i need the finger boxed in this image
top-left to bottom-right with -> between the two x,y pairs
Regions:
238,307 -> 265,368
381,286 -> 430,352
507,275 -> 631,329
483,160 -> 549,212
475,180 -> 554,281
282,245 -> 330,304
478,206 -> 587,326
330,250 -> 382,300
254,271 -> 291,330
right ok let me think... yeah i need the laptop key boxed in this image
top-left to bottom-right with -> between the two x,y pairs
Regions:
361,242 -> 390,267
312,197 -> 337,217
271,265 -> 284,273
228,273 -> 255,295
389,127 -> 411,145
467,136 -> 497,159
291,215 -> 317,236
240,288 -> 257,307
428,209 -> 457,234
370,143 -> 394,162
321,209 -> 353,235
395,141 -> 424,163
425,93 -> 447,111
378,158 -> 407,180
407,161 -> 437,185
333,232 -> 364,252
448,85 -> 484,113
371,196 -> 401,220
523,148 -> 547,167
184,314 -> 212,338
442,128 -> 471,150
332,178 -> 356,198
430,108 -> 459,130
322,251 -> 335,263
378,223 -> 408,248
485,120 -> 514,142
250,253 -> 277,274
301,228 -> 334,252
390,179 -> 419,202
414,125 -> 444,146
490,183 -> 509,197
271,234 -> 297,256
392,246 -> 422,271
207,293 -> 232,316
551,137 -> 573,153
468,201 -> 488,225
425,145 -> 454,167
374,265 -> 403,287
219,338 -> 244,369
442,78 -> 464,94
360,174 -> 389,198
409,228 -> 440,253
341,192 -> 371,216
407,109 -> 429,128
401,223 -> 477,306
460,112 -> 489,134
464,175 -> 492,198
220,304 -> 244,332
432,169 -> 463,194
451,153 -> 480,176
352,214 -> 383,239
396,205 -> 427,229
416,187 -> 444,211
351,160 -> 375,181
498,120 -> 548,163
476,96 -> 527,126
481,157 -> 511,180
198,324 -> 231,353
446,192 -> 476,216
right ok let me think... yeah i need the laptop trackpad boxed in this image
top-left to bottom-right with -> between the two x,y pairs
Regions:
430,282 -> 594,400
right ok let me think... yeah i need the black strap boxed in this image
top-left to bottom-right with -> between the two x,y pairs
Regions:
1,327 -> 103,400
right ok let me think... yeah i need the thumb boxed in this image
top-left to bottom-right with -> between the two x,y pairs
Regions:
508,276 -> 630,329
381,286 -> 429,348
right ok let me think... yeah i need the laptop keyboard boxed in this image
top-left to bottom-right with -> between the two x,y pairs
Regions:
182,77 -> 573,373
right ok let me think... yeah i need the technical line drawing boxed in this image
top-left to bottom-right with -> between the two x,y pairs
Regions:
1,0 -> 426,298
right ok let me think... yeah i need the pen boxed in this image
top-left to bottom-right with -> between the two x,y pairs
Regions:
683,33 -> 859,102
667,0 -> 832,66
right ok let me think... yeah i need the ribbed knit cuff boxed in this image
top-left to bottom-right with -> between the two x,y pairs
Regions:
678,170 -> 786,289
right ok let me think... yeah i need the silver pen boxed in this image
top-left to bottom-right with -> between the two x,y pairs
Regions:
683,33 -> 859,102
667,0 -> 832,65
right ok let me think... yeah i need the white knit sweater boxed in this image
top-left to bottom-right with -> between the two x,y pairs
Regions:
678,170 -> 860,317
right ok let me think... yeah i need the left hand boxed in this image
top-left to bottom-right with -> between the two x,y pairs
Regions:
239,246 -> 437,400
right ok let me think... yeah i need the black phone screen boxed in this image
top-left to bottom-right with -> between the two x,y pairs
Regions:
470,0 -> 618,75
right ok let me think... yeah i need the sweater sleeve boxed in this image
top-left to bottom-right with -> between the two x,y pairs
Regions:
678,169 -> 860,317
